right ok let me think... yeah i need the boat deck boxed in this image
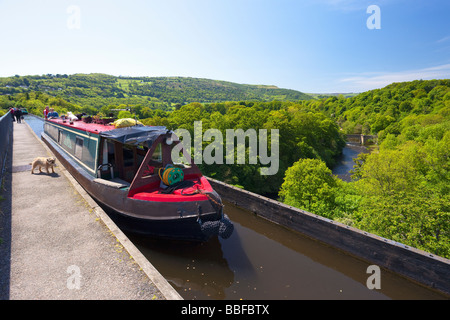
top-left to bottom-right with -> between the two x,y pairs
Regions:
130,177 -> 212,202
47,118 -> 116,134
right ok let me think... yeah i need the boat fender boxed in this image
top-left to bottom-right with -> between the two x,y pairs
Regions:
199,214 -> 234,239
199,220 -> 220,238
218,214 -> 234,239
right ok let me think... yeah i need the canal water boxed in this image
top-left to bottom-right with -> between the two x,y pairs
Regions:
23,115 -> 447,300
24,115 -> 45,137
127,203 -> 446,300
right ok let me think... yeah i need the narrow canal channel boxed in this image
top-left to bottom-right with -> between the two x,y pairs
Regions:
24,115 -> 447,300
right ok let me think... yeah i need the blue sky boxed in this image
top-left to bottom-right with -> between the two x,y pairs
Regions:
0,0 -> 449,93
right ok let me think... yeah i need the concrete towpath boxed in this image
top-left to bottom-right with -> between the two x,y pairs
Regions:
0,119 -> 182,300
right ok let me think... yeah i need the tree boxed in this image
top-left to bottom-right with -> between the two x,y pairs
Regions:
353,136 -> 449,257
117,110 -> 133,119
279,158 -> 338,218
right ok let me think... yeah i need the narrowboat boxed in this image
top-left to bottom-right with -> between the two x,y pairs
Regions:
41,117 -> 233,241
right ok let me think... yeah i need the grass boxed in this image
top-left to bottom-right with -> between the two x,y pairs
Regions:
116,79 -> 147,92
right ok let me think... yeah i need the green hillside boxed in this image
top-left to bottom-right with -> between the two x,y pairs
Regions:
0,73 -> 312,110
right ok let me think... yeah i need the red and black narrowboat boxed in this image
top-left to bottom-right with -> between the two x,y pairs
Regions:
41,117 -> 233,241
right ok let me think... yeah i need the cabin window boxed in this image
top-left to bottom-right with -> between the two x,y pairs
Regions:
45,124 -> 58,142
142,143 -> 164,178
106,140 -> 115,167
81,137 -> 95,170
98,140 -> 116,179
101,140 -> 116,168
123,145 -> 135,168
74,137 -> 83,160
58,130 -> 63,144
152,143 -> 162,164
98,140 -> 150,182
136,145 -> 146,166
122,144 -> 138,182
60,132 -> 74,152
101,140 -> 109,170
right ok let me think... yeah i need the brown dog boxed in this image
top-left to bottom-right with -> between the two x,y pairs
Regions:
30,157 -> 56,174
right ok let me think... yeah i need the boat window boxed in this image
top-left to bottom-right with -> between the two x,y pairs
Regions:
106,141 -> 115,167
136,145 -> 147,168
142,143 -> 163,178
152,143 -> 162,163
58,130 -> 62,144
44,123 -> 58,141
101,140 -> 108,168
123,145 -> 135,168
61,132 -> 73,152
45,124 -> 58,142
98,140 -> 116,179
122,145 -> 136,181
74,137 -> 83,160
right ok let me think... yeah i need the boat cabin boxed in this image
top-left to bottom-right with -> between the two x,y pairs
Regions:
44,118 -> 205,197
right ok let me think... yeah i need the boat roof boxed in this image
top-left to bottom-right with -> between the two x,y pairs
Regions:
48,118 -> 116,134
100,125 -> 170,147
47,118 -> 170,147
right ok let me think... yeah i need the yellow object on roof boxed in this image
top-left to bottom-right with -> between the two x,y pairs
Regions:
113,118 -> 143,128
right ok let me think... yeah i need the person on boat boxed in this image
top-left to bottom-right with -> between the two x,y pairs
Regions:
10,108 -> 15,122
43,106 -> 50,119
47,108 -> 59,119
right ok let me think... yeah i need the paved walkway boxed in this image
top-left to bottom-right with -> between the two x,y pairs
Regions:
0,120 -> 182,300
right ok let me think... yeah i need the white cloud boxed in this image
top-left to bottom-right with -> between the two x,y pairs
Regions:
338,64 -> 450,92
437,36 -> 450,43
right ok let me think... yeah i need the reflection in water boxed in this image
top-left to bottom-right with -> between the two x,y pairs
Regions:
128,226 -> 257,300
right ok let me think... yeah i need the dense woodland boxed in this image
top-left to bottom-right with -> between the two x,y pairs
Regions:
280,79 -> 450,258
1,75 -> 448,258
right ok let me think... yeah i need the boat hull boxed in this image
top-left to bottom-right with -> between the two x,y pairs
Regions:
99,202 -> 213,241
42,132 -> 226,241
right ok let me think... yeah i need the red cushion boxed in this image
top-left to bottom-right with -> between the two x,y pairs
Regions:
130,177 -> 213,202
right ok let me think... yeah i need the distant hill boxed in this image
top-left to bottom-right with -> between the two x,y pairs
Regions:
0,73 -> 312,109
307,92 -> 360,99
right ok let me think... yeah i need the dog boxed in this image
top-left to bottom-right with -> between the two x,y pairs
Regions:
67,111 -> 79,121
30,157 -> 56,174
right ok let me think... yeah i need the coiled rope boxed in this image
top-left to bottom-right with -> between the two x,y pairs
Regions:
158,166 -> 184,186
